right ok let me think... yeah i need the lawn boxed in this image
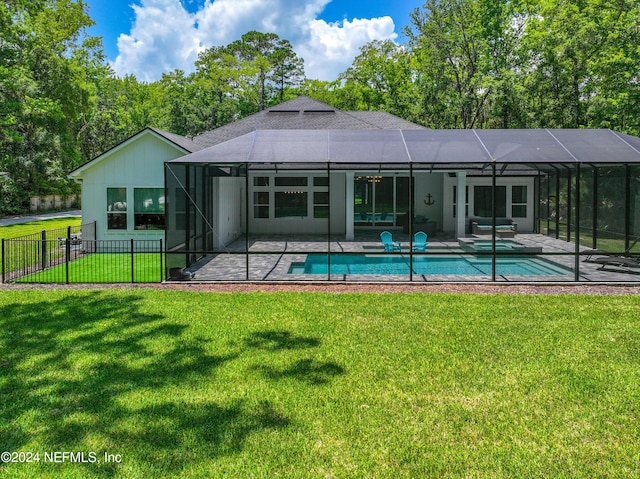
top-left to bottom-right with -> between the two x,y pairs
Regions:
0,217 -> 82,240
15,253 -> 163,283
0,289 -> 639,478
2,218 -> 162,283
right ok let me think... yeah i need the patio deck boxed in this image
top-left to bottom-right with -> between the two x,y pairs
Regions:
179,233 -> 640,283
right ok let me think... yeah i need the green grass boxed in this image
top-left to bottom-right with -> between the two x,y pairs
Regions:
0,217 -> 82,240
16,253 -> 163,283
1,290 -> 639,478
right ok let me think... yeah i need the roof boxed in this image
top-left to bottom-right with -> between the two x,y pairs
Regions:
169,128 -> 640,167
148,127 -> 206,153
69,127 -> 204,178
192,96 -> 425,147
70,96 -> 424,179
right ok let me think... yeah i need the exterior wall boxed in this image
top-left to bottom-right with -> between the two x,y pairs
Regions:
330,172 -> 346,235
246,170 -> 445,236
214,177 -> 243,247
414,173 -> 444,231
442,175 -> 536,234
247,171 -> 335,235
76,132 -> 186,241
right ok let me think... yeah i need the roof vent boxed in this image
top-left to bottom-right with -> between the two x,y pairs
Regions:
303,109 -> 336,113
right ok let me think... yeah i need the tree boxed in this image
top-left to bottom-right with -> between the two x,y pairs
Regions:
518,0 -> 640,132
406,0 -> 525,129
407,0 -> 486,128
339,40 -> 421,123
270,38 -> 305,103
222,31 -> 305,111
79,74 -> 168,159
0,0 -> 106,214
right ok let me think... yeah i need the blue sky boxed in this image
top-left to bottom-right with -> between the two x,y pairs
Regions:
84,0 -> 419,82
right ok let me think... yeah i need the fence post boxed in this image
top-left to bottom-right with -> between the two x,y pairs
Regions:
65,236 -> 70,284
2,238 -> 5,283
159,239 -> 163,283
131,238 -> 135,283
41,230 -> 47,270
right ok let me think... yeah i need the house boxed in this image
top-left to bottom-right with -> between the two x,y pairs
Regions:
69,96 -> 423,242
69,127 -> 204,240
70,96 -> 640,280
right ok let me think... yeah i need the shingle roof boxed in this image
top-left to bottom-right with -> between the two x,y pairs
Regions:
148,127 -> 205,153
342,111 -> 425,130
192,96 -> 425,147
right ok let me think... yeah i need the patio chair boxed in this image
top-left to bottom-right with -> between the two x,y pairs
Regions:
380,231 -> 401,252
412,231 -> 428,252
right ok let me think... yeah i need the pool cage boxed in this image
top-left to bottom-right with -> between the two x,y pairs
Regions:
164,129 -> 640,282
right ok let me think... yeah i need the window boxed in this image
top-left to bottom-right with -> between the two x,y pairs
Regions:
134,188 -> 165,230
474,186 -> 506,217
512,186 -> 528,218
275,177 -> 307,187
313,176 -> 329,187
107,188 -> 127,230
314,192 -> 329,218
254,191 -> 270,218
275,191 -> 307,218
251,175 -> 325,220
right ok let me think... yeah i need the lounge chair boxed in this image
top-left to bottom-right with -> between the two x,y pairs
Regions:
583,237 -> 639,262
470,217 -> 517,238
380,231 -> 401,252
412,231 -> 428,252
590,255 -> 640,273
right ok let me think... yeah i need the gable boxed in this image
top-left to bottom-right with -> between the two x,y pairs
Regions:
69,128 -> 199,180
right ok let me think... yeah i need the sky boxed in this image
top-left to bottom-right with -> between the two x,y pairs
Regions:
84,0 -> 419,82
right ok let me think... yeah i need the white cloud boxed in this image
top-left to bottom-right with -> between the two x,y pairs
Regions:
300,17 -> 397,80
112,0 -> 203,82
111,0 -> 398,82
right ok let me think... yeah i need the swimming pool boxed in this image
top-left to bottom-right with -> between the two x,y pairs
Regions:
288,254 -> 572,276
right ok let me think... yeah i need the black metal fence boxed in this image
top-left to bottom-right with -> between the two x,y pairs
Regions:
2,223 -> 164,283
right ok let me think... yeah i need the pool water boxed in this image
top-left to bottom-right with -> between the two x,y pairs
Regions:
470,239 -> 521,250
288,254 -> 572,276
458,239 -> 542,253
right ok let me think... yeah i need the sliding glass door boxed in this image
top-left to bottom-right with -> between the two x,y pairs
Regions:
354,175 -> 410,229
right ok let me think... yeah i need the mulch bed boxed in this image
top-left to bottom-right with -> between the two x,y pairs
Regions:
1,282 -> 639,295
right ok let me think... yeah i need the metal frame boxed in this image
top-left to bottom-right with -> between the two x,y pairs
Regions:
162,159 -> 639,283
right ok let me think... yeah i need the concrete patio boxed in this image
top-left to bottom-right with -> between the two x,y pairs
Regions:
176,232 -> 640,283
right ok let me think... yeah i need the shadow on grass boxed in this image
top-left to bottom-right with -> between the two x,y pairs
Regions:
255,359 -> 345,385
0,293 -> 289,476
244,330 -> 320,350
245,330 -> 345,385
